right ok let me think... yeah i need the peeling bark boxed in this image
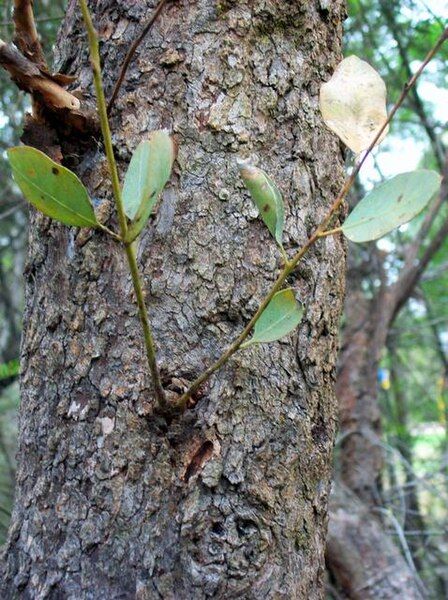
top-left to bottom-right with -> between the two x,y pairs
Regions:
1,1 -> 346,598
0,41 -> 80,111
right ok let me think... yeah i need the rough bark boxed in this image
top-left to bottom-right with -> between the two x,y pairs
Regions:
1,1 -> 346,598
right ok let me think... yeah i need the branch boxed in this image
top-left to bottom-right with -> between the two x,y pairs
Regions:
393,215 -> 448,320
0,37 -> 99,140
420,291 -> 448,373
379,0 -> 445,170
177,27 -> 448,408
0,202 -> 24,221
0,38 -> 80,110
408,166 -> 446,247
420,261 -> 448,282
107,0 -> 171,114
395,151 -> 448,287
374,507 -> 428,597
0,4 -> 99,140
13,0 -> 47,70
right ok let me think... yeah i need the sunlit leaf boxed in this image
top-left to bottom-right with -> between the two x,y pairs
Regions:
241,288 -> 303,348
8,146 -> 98,228
320,55 -> 389,154
238,160 -> 284,245
124,130 -> 175,241
342,170 -> 442,243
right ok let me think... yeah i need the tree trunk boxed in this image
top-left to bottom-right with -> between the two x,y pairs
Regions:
328,251 -> 427,599
1,1 -> 346,598
336,273 -> 394,505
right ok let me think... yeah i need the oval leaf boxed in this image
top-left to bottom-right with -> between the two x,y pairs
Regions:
8,146 -> 98,228
342,170 -> 442,243
238,160 -> 284,245
320,55 -> 389,154
242,288 -> 303,348
124,130 -> 175,241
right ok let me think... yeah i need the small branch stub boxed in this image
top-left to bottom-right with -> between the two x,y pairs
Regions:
0,40 -> 80,111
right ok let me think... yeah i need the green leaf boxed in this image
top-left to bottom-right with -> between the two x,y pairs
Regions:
124,130 -> 175,241
342,170 -> 442,243
241,288 -> 303,348
238,161 -> 284,245
8,146 -> 98,228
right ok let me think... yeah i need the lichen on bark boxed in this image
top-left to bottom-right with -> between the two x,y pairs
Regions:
1,1 -> 346,598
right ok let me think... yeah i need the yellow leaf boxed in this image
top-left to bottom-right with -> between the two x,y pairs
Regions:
319,56 -> 389,154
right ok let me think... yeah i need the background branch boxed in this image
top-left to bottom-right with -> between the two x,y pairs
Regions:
379,0 -> 446,169
13,0 -> 47,70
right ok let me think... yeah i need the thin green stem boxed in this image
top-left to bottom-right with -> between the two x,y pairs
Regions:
178,27 -> 448,409
79,0 -> 166,408
124,242 -> 167,407
278,244 -> 289,263
78,0 -> 127,238
178,233 -> 316,408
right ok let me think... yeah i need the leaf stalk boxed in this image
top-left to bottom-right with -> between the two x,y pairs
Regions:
317,227 -> 343,238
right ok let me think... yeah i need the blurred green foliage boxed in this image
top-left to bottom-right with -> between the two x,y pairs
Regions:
0,382 -> 18,539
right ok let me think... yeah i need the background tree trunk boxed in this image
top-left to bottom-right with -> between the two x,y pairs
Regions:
327,484 -> 426,600
328,160 -> 448,599
336,264 -> 392,504
1,1 -> 346,598
328,254 -> 428,600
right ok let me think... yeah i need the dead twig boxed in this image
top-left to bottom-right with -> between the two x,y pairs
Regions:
13,0 -> 47,70
107,0 -> 171,114
0,1 -> 100,144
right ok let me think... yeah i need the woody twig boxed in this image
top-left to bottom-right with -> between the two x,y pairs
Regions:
13,0 -> 47,70
0,2 -> 96,137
